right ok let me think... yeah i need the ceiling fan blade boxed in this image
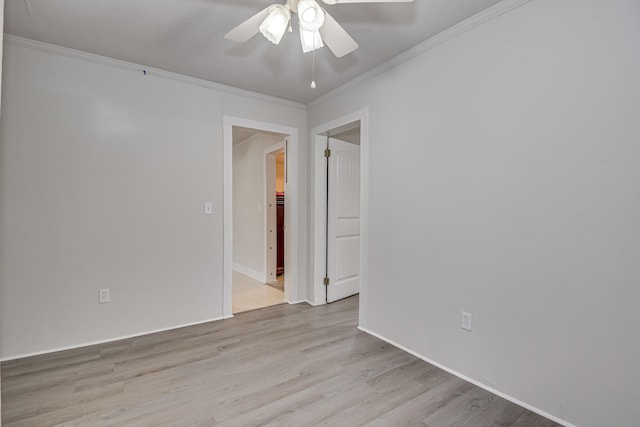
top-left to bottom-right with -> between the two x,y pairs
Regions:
319,10 -> 358,57
224,7 -> 271,43
322,0 -> 414,4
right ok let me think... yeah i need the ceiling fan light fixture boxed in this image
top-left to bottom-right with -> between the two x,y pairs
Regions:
259,5 -> 291,45
301,8 -> 316,23
300,27 -> 324,53
297,0 -> 324,31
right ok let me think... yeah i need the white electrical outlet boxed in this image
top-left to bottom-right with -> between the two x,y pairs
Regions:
99,288 -> 110,304
461,312 -> 472,331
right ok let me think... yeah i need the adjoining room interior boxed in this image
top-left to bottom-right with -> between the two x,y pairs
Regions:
1,1 -> 638,426
232,125 -> 287,313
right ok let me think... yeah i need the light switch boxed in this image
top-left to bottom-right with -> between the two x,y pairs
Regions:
461,312 -> 472,331
204,202 -> 213,215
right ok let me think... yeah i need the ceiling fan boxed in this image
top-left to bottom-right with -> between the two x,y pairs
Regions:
225,0 -> 414,58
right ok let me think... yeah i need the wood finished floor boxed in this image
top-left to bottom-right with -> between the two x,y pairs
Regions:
1,297 -> 560,427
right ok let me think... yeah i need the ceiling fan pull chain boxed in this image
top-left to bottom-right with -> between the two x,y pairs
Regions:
311,37 -> 317,89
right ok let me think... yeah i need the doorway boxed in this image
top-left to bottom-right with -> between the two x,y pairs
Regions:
223,117 -> 300,318
325,135 -> 360,303
312,110 -> 368,314
228,123 -> 291,314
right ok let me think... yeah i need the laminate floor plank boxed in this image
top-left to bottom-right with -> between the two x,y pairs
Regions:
364,375 -> 474,427
1,296 -> 561,427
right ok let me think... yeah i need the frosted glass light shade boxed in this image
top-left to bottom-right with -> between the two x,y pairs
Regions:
297,0 -> 324,31
259,5 -> 290,45
300,27 -> 324,53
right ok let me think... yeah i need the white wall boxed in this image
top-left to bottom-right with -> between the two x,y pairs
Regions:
233,133 -> 283,281
0,37 -> 307,359
309,0 -> 640,426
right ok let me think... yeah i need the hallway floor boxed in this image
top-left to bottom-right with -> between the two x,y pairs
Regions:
232,271 -> 284,314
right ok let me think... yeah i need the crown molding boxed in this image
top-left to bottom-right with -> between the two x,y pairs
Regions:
4,0 -> 533,112
306,0 -> 534,109
3,35 -> 307,111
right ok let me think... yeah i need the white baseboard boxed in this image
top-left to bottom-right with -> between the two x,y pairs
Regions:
233,262 -> 266,283
357,326 -> 575,427
1,316 -> 225,362
285,299 -> 313,305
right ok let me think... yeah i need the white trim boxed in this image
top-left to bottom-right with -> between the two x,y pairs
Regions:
0,316 -> 225,362
310,108 -> 369,324
223,121 -> 234,318
312,135 -> 328,305
4,35 -> 306,111
284,299 -> 313,305
224,116 -> 299,318
358,110 -> 370,328
264,142 -> 286,156
263,141 -> 285,284
233,262 -> 267,283
358,326 -> 576,427
306,0 -> 534,109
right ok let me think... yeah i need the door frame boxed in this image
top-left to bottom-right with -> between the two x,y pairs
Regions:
310,108 -> 369,326
223,116 -> 299,318
264,141 -> 285,284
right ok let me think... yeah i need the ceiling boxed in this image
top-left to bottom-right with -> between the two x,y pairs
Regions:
233,125 -> 285,145
333,126 -> 360,145
5,0 -> 503,104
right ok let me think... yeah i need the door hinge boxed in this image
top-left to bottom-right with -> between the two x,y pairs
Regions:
324,148 -> 331,158
323,277 -> 330,286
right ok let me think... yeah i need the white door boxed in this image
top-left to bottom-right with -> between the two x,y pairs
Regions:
326,138 -> 360,303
